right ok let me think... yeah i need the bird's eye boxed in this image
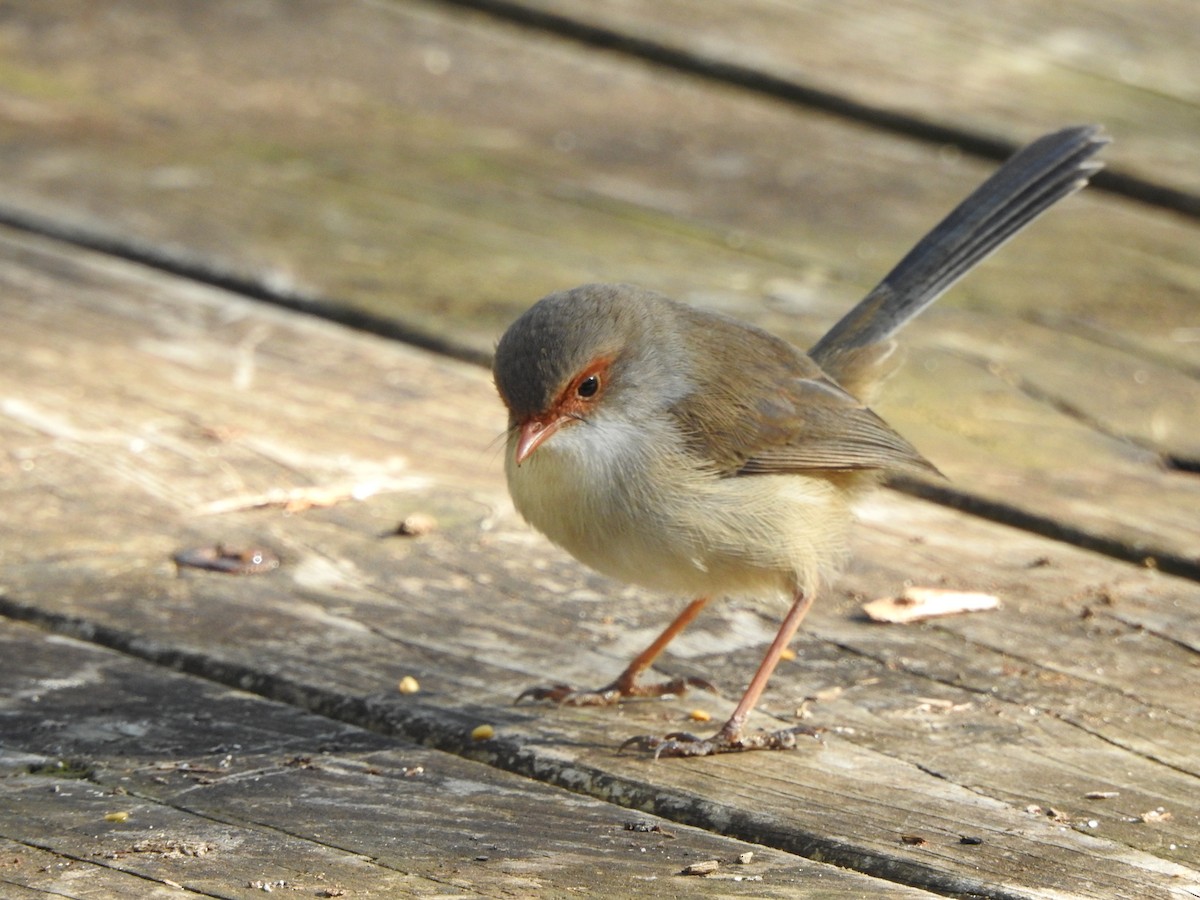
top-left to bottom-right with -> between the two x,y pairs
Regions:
577,374 -> 600,398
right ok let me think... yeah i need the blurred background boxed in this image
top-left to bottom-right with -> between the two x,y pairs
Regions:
0,0 -> 1195,350
1,0 -> 1197,528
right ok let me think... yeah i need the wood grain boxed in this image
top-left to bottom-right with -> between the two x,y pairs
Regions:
490,0 -> 1200,194
0,0 -> 1196,578
4,621 -> 914,898
1,228 -> 1197,898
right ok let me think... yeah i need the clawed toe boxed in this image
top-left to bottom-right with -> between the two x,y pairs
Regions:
514,683 -> 625,706
619,724 -> 822,758
514,683 -> 579,704
627,675 -> 716,699
624,734 -> 705,763
515,674 -> 717,707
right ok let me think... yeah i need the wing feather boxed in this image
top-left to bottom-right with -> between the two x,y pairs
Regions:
666,305 -> 937,478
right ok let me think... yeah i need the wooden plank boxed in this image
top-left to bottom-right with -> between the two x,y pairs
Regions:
495,0 -> 1200,195
2,230 -> 1198,898
0,1 -> 1196,580
0,0 -> 1192,356
0,840 -> 196,899
1,622 -> 929,898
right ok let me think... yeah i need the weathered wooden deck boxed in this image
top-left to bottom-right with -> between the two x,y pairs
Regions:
1,2 -> 1197,897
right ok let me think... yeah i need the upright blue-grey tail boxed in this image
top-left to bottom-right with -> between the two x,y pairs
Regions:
810,125 -> 1108,397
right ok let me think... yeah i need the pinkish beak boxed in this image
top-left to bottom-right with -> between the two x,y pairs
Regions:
515,416 -> 566,465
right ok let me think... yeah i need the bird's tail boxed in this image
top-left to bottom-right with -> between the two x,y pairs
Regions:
810,125 -> 1108,401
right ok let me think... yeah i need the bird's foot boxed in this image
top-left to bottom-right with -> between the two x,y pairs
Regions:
619,723 -> 822,758
515,675 -> 716,707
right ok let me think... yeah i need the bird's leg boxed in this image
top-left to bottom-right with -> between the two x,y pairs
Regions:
516,597 -> 717,706
620,588 -> 821,756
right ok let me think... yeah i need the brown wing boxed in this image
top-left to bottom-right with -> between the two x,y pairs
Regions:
667,306 -> 937,479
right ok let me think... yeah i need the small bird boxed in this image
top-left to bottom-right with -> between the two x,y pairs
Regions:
492,126 -> 1108,757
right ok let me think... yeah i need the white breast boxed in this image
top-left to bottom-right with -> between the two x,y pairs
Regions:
505,412 -> 852,601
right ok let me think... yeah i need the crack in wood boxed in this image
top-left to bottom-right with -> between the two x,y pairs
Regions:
0,207 -> 490,367
819,630 -> 1200,784
427,0 -> 1199,220
890,475 -> 1199,582
0,594 -> 1074,900
0,837 -> 229,898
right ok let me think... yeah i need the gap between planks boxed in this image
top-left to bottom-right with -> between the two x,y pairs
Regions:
0,213 -> 1193,584
421,0 -> 1200,220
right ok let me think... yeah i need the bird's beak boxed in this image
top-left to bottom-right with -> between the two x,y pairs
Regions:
514,416 -> 565,466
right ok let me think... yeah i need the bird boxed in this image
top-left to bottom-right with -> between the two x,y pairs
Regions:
491,125 -> 1108,757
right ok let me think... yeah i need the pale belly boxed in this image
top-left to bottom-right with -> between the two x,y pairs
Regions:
505,425 -> 851,600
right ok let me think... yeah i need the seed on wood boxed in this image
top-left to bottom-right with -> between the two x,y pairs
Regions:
396,513 -> 437,536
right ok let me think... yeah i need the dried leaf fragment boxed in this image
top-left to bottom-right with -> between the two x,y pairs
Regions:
863,587 -> 1000,624
1139,808 -> 1172,823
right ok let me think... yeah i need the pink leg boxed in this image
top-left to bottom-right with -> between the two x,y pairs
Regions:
622,588 -> 820,756
517,597 -> 717,706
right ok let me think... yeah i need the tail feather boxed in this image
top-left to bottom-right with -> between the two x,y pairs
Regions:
811,125 -> 1108,395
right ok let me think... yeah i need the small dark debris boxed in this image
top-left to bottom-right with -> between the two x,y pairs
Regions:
959,835 -> 984,845
27,759 -> 94,779
678,859 -> 721,876
174,544 -> 280,575
900,835 -> 927,846
624,821 -> 675,837
128,840 -> 214,859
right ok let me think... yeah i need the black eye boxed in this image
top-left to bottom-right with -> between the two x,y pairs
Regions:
577,375 -> 600,398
